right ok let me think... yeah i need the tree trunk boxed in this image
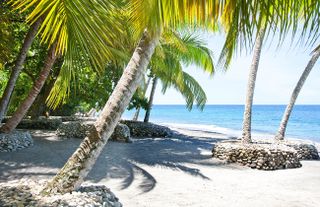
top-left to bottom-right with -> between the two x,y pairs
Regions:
133,76 -> 151,121
0,18 -> 42,123
29,58 -> 63,120
0,43 -> 57,133
275,47 -> 320,141
41,30 -> 160,195
29,78 -> 55,120
144,77 -> 158,123
241,29 -> 265,144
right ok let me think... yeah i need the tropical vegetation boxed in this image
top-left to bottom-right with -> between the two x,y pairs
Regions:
0,0 -> 319,197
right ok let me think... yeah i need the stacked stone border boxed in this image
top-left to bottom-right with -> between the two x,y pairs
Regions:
0,180 -> 122,207
212,140 -> 319,170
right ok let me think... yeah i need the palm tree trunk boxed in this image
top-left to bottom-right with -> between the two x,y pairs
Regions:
0,19 -> 42,123
242,29 -> 265,144
0,43 -> 57,133
144,77 -> 158,122
275,47 -> 320,141
133,76 -> 151,121
41,30 -> 160,195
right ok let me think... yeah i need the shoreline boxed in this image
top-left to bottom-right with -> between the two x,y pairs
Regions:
160,122 -> 320,152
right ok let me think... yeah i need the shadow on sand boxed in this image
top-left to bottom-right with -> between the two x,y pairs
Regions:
0,129 -> 237,194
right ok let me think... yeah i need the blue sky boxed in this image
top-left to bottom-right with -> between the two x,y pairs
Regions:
151,32 -> 320,105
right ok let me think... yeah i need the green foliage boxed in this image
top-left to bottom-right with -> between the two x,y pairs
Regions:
151,31 -> 214,110
50,63 -> 148,115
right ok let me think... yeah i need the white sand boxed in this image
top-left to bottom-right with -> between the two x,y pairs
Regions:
1,126 -> 320,207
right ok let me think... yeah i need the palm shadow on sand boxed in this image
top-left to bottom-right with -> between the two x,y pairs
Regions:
0,129 -> 237,194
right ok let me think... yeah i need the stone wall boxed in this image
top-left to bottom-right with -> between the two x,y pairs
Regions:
56,121 -> 132,143
0,180 -> 122,207
212,141 -> 302,170
0,131 -> 33,152
285,143 -> 319,160
120,120 -> 173,138
2,117 -> 62,130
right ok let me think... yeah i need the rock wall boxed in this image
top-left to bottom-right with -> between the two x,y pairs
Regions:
285,143 -> 319,160
56,121 -> 132,143
0,131 -> 33,152
121,120 -> 173,138
0,180 -> 122,207
2,118 -> 62,130
212,141 -> 302,170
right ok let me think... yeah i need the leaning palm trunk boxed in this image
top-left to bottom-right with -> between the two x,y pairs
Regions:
0,43 -> 57,133
242,29 -> 265,144
144,77 -> 158,122
133,76 -> 151,121
0,19 -> 42,123
275,47 -> 320,141
41,30 -> 160,195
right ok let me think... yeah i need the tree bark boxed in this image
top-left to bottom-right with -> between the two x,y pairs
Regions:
0,18 -> 42,123
275,47 -> 320,141
241,29 -> 265,144
144,77 -> 158,122
41,30 -> 160,195
0,43 -> 57,133
29,78 -> 55,120
29,58 -> 63,120
133,76 -> 151,121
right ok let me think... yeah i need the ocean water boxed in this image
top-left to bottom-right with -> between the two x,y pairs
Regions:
123,105 -> 320,142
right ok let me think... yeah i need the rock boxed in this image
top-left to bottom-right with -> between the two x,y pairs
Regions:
0,131 -> 33,152
56,121 -> 94,139
120,120 -> 173,138
212,141 -> 302,170
56,121 -> 132,143
110,123 -> 132,143
0,180 -> 122,207
2,118 -> 62,130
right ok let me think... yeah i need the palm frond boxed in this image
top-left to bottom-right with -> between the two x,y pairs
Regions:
9,0 -> 125,71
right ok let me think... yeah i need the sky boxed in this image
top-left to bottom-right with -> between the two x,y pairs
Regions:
150,32 -> 320,105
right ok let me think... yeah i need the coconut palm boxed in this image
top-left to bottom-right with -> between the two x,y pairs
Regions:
0,18 -> 43,123
144,77 -> 158,122
275,45 -> 320,141
0,0 -> 124,132
40,0 -> 320,194
218,0 -> 319,144
241,29 -> 265,143
144,31 -> 214,122
41,0 -> 223,194
133,76 -> 151,121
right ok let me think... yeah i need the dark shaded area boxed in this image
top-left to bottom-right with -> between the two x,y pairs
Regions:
0,129 -> 232,194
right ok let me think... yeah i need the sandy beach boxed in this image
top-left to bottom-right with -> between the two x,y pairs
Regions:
1,125 -> 320,207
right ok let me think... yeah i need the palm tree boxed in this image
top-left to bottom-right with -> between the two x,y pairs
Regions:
41,0 -> 319,194
132,76 -> 151,121
241,29 -> 265,144
0,17 -> 43,123
41,0 -> 223,194
0,0 -> 124,132
0,43 -> 58,132
143,31 -> 215,122
144,77 -> 158,122
275,45 -> 320,141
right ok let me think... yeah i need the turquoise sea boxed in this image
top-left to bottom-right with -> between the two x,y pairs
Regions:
123,105 -> 320,142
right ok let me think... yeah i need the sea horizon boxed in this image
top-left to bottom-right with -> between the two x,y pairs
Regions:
123,104 -> 320,142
